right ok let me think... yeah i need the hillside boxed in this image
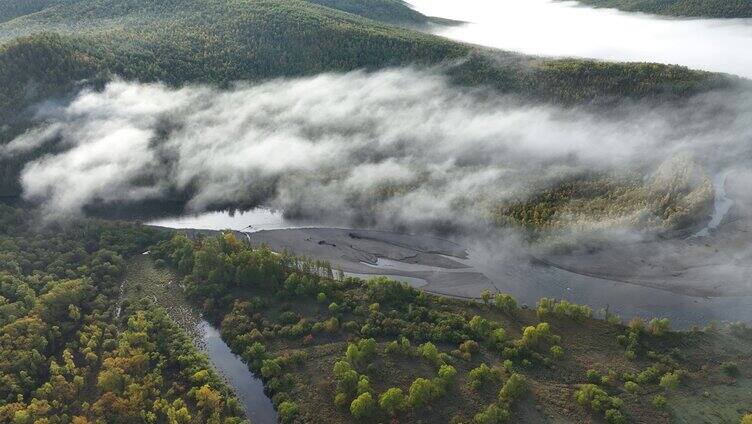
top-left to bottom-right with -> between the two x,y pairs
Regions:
0,0 -> 738,202
0,0 -> 735,120
0,0 -> 67,24
573,0 -> 752,18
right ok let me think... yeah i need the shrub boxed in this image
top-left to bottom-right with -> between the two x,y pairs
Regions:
460,340 -> 480,355
494,293 -> 517,313
333,361 -> 359,395
489,328 -> 507,346
469,315 -> 493,339
741,414 -> 752,424
408,378 -> 440,408
652,394 -> 667,409
279,311 -> 299,325
604,311 -> 622,325
537,298 -> 591,322
277,400 -> 298,423
438,364 -> 458,387
647,318 -> 670,336
278,401 -> 298,423
659,372 -> 680,391
357,376 -> 372,395
469,363 -> 499,390
499,373 -> 528,401
575,384 -> 622,412
586,369 -> 602,384
317,292 -> 327,303
379,388 -> 406,416
550,345 -> 564,359
636,364 -> 667,384
628,317 -> 645,333
350,392 -> 376,419
623,381 -> 638,393
721,361 -> 740,377
334,392 -> 350,408
324,317 -> 339,333
481,289 -> 493,306
419,342 -> 440,364
605,408 -> 626,424
474,403 -> 510,424
518,322 -> 558,350
346,338 -> 377,367
261,359 -> 282,378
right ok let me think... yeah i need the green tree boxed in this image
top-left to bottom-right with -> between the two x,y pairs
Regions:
379,387 -> 405,416
408,378 -> 439,408
350,392 -> 375,419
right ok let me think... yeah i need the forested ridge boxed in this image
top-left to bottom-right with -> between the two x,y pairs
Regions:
0,0 -> 737,120
573,0 -> 752,18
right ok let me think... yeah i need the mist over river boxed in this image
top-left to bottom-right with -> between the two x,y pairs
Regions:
409,0 -> 752,78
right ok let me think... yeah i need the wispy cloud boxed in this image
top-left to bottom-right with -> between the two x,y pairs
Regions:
9,68 -> 752,231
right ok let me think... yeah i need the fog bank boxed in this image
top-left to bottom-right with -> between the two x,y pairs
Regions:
9,68 -> 752,231
409,0 -> 752,79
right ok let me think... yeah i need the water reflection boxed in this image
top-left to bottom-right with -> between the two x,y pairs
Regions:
199,320 -> 277,424
148,209 -> 304,232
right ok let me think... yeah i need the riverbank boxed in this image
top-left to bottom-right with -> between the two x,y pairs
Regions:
148,232 -> 752,424
121,256 -> 278,424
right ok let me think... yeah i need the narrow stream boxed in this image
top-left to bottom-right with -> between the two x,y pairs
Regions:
198,320 -> 278,424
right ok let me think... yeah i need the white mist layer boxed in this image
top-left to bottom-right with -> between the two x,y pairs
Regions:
12,69 -> 752,228
409,0 -> 752,78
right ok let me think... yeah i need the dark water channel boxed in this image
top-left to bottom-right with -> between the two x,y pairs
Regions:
198,320 -> 277,424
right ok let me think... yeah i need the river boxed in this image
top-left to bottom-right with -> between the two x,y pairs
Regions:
409,0 -> 752,79
198,320 -> 278,424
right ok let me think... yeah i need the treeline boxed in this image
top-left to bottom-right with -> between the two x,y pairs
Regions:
575,0 -> 752,18
0,206 -> 247,423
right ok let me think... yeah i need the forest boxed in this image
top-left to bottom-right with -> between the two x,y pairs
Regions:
0,206 -> 248,423
574,0 -> 752,18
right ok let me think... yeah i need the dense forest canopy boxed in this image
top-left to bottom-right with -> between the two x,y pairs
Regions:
573,0 -> 752,18
0,206 -> 250,423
